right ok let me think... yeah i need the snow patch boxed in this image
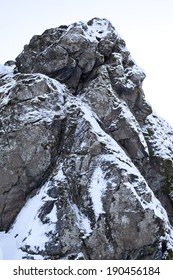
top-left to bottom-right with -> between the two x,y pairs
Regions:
86,18 -> 112,41
89,166 -> 107,218
53,163 -> 66,181
0,181 -> 56,260
119,102 -> 149,154
143,112 -> 173,160
71,204 -> 92,238
66,18 -> 118,43
0,63 -> 14,76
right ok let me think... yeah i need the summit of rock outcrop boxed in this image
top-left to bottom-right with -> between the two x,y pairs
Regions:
0,18 -> 173,260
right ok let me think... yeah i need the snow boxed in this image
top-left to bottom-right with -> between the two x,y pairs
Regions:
0,72 -> 67,126
0,95 -> 11,106
71,204 -> 92,238
0,231 -> 24,260
0,181 -> 56,260
66,18 -> 118,44
86,18 -> 112,41
78,98 -> 173,249
0,63 -> 14,76
1,19 -> 173,259
18,107 -> 63,124
1,87 -> 173,258
53,162 -> 66,181
124,177 -> 173,249
143,112 -> 173,160
123,178 -> 173,251
79,100 -> 146,170
126,64 -> 146,80
89,166 -> 107,218
0,66 -> 16,97
119,101 -> 149,154
80,100 -> 146,180
0,161 -> 70,260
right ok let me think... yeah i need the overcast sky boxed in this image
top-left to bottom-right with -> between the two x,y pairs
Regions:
1,0 -> 173,125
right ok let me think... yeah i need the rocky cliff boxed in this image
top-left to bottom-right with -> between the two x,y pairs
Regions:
0,18 -> 173,260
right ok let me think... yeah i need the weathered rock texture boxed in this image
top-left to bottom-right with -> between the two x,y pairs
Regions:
0,18 -> 173,260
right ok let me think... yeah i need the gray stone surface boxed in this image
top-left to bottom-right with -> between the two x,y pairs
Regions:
0,18 -> 173,260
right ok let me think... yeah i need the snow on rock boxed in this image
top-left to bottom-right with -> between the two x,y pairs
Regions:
0,181 -> 56,260
71,203 -> 92,238
0,163 -> 69,260
89,166 -> 107,218
0,63 -> 16,97
0,63 -> 14,76
1,18 -> 173,260
143,112 -> 173,160
79,100 -> 173,253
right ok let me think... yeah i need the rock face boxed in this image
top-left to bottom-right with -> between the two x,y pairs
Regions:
0,18 -> 173,260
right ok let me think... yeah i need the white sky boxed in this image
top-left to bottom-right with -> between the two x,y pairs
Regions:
0,0 -> 173,125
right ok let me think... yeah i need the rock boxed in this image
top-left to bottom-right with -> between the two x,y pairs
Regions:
0,72 -> 66,230
0,18 -> 173,260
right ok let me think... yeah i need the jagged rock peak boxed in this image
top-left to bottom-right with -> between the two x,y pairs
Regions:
15,18 -> 145,94
0,18 -> 173,260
